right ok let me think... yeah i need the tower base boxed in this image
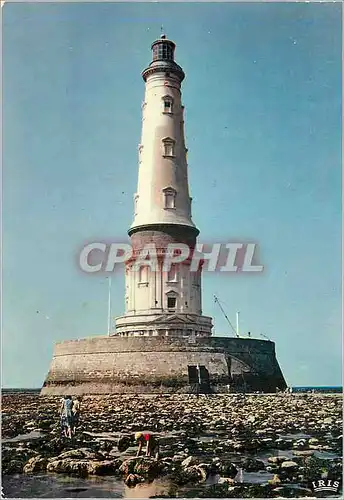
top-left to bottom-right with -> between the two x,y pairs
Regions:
41,336 -> 286,395
115,312 -> 213,338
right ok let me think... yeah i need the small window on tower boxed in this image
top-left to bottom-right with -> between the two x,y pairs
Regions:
134,194 -> 139,216
165,192 -> 175,209
167,264 -> 178,282
162,187 -> 176,209
153,45 -> 159,60
167,296 -> 176,309
162,96 -> 173,114
165,142 -> 174,156
162,138 -> 175,157
138,266 -> 149,284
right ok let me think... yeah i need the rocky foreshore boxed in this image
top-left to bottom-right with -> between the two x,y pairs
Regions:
2,393 -> 342,498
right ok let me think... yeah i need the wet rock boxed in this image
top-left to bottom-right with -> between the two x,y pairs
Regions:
56,448 -> 104,461
46,458 -> 121,476
280,460 -> 299,470
293,439 -> 307,449
218,461 -> 238,478
135,459 -> 160,479
268,456 -> 289,464
272,486 -> 313,497
194,465 -> 208,482
246,484 -> 275,498
23,456 -> 48,474
125,473 -> 144,487
46,459 -> 89,476
193,482 -> 240,498
87,459 -> 122,476
56,449 -> 87,460
309,444 -> 321,450
42,437 -> 66,455
241,457 -> 265,472
275,438 -> 293,450
120,457 -> 160,479
261,438 -> 274,447
268,474 -> 281,485
174,465 -> 207,485
37,419 -> 53,430
181,456 -> 198,468
118,435 -> 132,453
293,450 -> 314,457
218,477 -> 235,485
3,459 -> 25,475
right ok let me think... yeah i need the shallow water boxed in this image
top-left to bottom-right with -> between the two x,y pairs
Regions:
240,470 -> 275,484
279,433 -> 311,440
3,431 -> 45,444
314,450 -> 341,460
2,474 -> 181,498
2,474 -> 124,498
2,471 -> 277,499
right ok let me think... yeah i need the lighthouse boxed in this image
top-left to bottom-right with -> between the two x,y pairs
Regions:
42,35 -> 287,395
115,34 -> 213,339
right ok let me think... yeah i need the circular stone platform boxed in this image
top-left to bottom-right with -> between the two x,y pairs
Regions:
41,336 -> 286,395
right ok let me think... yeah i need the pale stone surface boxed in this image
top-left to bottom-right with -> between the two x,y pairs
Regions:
115,38 -> 209,338
130,72 -> 195,231
41,336 -> 286,394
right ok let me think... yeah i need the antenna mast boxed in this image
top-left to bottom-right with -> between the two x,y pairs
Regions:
214,295 -> 239,338
107,276 -> 112,336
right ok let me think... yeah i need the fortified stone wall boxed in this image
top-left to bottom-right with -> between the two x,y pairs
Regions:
41,336 -> 286,395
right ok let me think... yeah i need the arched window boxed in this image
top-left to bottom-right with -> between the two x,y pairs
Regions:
162,95 -> 173,114
134,194 -> 139,216
167,264 -> 178,282
138,144 -> 143,163
162,137 -> 175,157
138,265 -> 149,284
162,187 -> 176,209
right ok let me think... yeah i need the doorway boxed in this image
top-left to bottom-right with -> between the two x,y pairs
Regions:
187,365 -> 211,393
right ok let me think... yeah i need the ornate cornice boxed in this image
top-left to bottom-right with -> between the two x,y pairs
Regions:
128,223 -> 199,237
142,64 -> 185,82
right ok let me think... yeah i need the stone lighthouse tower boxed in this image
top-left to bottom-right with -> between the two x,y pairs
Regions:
115,34 -> 213,339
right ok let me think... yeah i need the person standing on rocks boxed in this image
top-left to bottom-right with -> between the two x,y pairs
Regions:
71,396 -> 81,436
135,431 -> 159,459
60,395 -> 73,439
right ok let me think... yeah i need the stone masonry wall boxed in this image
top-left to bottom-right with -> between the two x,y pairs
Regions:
41,336 -> 286,394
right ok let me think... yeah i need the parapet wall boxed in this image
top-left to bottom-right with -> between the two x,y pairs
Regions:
41,336 -> 286,395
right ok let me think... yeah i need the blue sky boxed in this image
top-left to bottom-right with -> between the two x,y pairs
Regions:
2,2 -> 342,388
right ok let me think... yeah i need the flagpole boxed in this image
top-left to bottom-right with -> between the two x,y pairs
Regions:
107,276 -> 112,336
236,311 -> 240,338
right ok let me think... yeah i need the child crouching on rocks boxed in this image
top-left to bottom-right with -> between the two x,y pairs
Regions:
135,432 -> 159,459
